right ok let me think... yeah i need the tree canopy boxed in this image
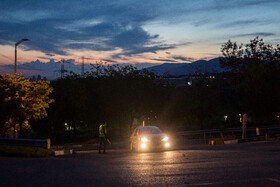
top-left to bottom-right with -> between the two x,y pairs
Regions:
42,64 -> 173,141
220,37 -> 280,120
0,74 -> 54,137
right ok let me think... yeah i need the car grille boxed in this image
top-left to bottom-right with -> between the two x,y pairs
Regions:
149,137 -> 163,146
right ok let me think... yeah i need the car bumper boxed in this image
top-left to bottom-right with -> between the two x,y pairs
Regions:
139,142 -> 170,151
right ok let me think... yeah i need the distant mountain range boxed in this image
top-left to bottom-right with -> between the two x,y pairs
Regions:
0,59 -> 161,80
146,58 -> 226,76
0,57 -> 226,80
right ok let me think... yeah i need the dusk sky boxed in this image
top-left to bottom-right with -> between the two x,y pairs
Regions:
0,0 -> 280,65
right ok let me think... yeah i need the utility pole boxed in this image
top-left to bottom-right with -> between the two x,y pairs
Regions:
15,46 -> 17,74
82,56 -> 84,76
242,113 -> 247,139
15,39 -> 30,74
61,59 -> 65,78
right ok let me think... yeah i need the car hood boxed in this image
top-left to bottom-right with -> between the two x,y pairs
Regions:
141,133 -> 166,139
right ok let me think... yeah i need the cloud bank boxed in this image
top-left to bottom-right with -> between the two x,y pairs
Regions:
0,0 -> 279,64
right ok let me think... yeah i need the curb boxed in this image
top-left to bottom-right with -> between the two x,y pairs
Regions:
224,139 -> 238,144
52,149 -> 74,156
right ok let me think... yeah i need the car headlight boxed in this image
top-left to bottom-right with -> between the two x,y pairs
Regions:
141,137 -> 148,143
141,143 -> 147,149
162,137 -> 168,141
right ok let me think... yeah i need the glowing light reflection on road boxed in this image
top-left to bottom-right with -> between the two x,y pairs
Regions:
131,151 -> 177,178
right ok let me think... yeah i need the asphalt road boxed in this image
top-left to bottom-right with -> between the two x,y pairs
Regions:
1,141 -> 280,186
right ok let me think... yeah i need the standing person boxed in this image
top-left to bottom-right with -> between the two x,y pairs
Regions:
99,122 -> 107,154
242,113 -> 247,139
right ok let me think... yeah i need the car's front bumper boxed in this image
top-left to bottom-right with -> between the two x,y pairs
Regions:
139,141 -> 170,151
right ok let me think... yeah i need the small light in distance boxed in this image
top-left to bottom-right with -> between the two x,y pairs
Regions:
224,115 -> 228,121
141,143 -> 147,149
141,137 -> 148,143
165,142 -> 170,147
162,137 -> 168,141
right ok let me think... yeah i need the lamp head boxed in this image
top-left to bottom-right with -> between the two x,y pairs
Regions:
16,38 -> 30,46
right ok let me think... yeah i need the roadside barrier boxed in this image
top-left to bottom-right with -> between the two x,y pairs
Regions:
52,149 -> 74,156
0,138 -> 51,149
178,126 -> 280,145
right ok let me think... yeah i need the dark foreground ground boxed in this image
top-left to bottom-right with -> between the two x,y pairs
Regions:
1,141 -> 280,187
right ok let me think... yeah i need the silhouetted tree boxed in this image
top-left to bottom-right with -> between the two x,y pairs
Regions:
220,37 -> 280,123
34,63 -> 178,143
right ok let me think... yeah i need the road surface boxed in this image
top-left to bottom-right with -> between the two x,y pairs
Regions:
1,141 -> 280,186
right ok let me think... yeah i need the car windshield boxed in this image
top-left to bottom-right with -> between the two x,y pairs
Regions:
139,127 -> 162,135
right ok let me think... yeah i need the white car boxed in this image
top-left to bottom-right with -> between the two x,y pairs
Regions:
130,126 -> 170,152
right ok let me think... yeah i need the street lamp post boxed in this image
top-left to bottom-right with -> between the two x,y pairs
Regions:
15,38 -> 30,74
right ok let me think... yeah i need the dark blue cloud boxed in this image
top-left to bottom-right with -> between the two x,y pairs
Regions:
172,56 -> 196,62
112,44 -> 176,59
102,59 -> 117,63
110,27 -> 158,49
1,0 -> 279,62
196,0 -> 280,12
1,19 -> 152,55
152,58 -> 177,62
0,19 -> 76,55
234,32 -> 276,38
0,0 -> 163,58
38,57 -> 53,60
219,20 -> 265,28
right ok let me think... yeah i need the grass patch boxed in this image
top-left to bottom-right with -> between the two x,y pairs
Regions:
266,136 -> 280,141
0,145 -> 52,157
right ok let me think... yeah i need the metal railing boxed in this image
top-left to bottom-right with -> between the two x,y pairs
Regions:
178,126 -> 280,144
0,138 -> 51,149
